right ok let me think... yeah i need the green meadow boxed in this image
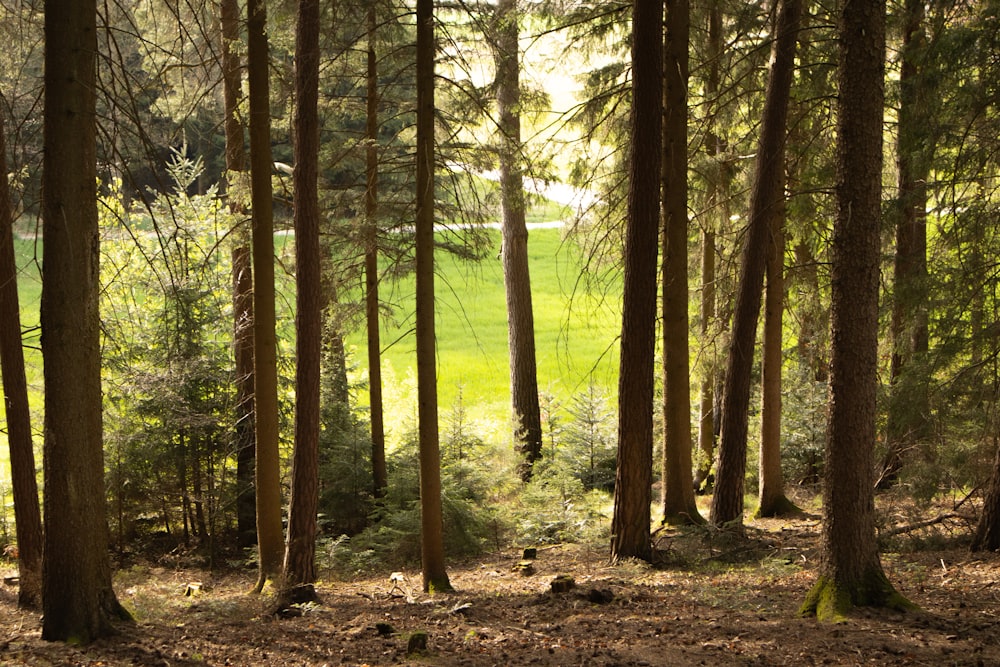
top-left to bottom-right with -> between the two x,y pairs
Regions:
2,225 -> 621,472
353,226 -> 622,441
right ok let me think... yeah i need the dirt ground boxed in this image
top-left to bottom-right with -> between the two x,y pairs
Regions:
0,511 -> 998,666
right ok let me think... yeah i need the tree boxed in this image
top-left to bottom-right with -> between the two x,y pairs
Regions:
247,0 -> 285,591
416,0 -> 453,593
660,0 -> 702,525
40,0 -> 130,641
800,0 -> 911,620
610,0 -> 662,563
879,0 -> 932,488
0,103 -> 42,609
756,0 -> 803,519
219,0 -> 257,549
365,3 -> 389,500
710,0 -> 800,529
693,0 -> 725,494
492,0 -> 543,481
282,0 -> 321,603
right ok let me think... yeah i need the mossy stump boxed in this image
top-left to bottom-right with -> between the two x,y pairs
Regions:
406,631 -> 429,656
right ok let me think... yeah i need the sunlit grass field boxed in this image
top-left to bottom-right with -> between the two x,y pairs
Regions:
355,226 -> 621,442
1,223 -> 621,497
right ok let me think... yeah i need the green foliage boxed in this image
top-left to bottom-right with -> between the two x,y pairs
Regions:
101,152 -> 240,550
558,381 -> 616,492
781,367 -> 828,486
511,456 -> 611,546
321,396 -> 512,575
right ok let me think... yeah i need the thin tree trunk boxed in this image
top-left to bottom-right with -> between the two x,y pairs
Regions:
494,0 -> 543,481
800,0 -> 910,620
710,0 -> 800,529
247,0 -> 284,591
880,0 -> 931,488
695,0 -> 725,494
220,0 -> 257,549
282,0 -> 322,601
661,0 -> 702,525
611,0 -> 662,563
365,4 -> 388,500
757,206 -> 797,517
416,0 -> 452,593
0,107 -> 42,609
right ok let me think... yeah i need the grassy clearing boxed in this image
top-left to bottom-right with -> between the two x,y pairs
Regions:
2,222 -> 621,493
353,225 -> 621,442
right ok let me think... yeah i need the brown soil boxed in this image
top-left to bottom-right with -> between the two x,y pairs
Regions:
0,512 -> 998,666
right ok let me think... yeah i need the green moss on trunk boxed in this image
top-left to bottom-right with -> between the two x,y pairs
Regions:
800,569 -> 916,622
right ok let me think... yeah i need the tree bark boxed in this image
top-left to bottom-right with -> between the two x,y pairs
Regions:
41,0 -> 130,640
800,0 -> 911,620
610,0 -> 662,563
694,0 -> 725,494
282,0 -> 321,601
365,4 -> 388,500
416,0 -> 452,593
710,0 -> 800,529
494,0 -> 543,481
660,0 -> 702,525
220,0 -> 257,549
0,106 -> 42,610
757,203 -> 797,517
972,439 -> 1000,551
247,0 -> 285,591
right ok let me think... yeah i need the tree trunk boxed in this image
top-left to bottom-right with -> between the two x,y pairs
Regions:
0,106 -> 42,610
710,0 -> 800,529
800,0 -> 911,620
220,0 -> 257,549
880,0 -> 931,488
416,0 -> 452,593
660,0 -> 702,525
282,0 -> 322,601
41,0 -> 130,640
695,227 -> 716,493
757,205 -> 797,517
972,438 -> 1000,551
247,0 -> 285,590
694,0 -> 725,494
365,4 -> 388,500
610,0 -> 662,563
494,0 -> 543,481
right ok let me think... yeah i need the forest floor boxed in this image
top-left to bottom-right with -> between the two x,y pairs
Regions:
0,497 -> 998,666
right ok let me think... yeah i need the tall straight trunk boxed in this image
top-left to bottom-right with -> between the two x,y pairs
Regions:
800,0 -> 910,620
283,0 -> 322,600
661,0 -> 702,525
494,0 -> 543,481
610,0 -> 662,563
220,0 -> 257,549
415,0 -> 452,593
757,204 -> 797,516
0,108 -> 42,609
695,0 -> 724,493
710,0 -> 800,529
880,0 -> 931,488
41,0 -> 130,640
247,0 -> 284,591
365,4 -> 388,500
